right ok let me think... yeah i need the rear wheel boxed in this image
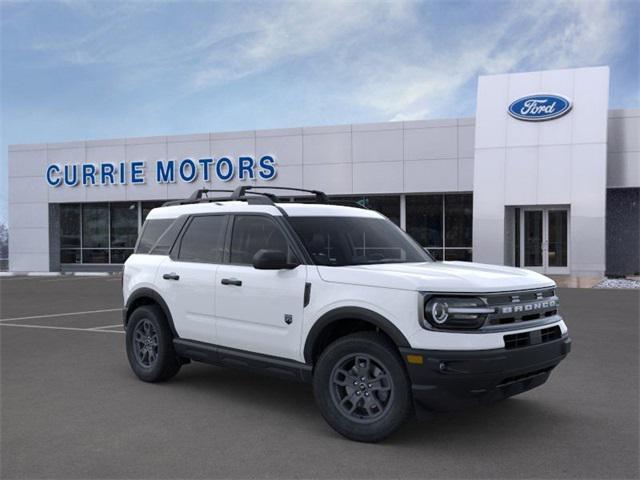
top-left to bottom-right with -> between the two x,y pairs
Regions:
313,332 -> 412,442
126,305 -> 181,382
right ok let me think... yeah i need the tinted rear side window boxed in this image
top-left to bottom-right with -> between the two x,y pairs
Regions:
136,219 -> 174,254
150,218 -> 187,255
178,215 -> 227,263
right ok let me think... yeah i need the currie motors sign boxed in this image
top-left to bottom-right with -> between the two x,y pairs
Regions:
508,94 -> 572,121
45,155 -> 277,187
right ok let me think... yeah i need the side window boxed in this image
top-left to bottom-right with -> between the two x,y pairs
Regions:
229,216 -> 291,265
136,219 -> 173,254
149,218 -> 186,255
177,215 -> 227,263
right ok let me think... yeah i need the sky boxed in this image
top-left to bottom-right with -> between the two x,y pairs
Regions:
1,0 -> 638,225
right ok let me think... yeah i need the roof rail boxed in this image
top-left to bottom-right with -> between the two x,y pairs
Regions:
162,188 -> 280,207
162,186 -> 368,209
162,189 -> 234,206
231,186 -> 329,203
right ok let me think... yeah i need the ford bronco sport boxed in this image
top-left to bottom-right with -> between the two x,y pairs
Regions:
123,186 -> 571,442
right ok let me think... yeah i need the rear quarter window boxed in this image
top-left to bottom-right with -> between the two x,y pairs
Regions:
135,219 -> 174,254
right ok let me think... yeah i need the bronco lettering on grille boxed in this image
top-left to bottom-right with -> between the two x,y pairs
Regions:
500,299 -> 556,315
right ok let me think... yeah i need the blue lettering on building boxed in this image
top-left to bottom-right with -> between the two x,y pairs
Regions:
215,157 -> 234,182
46,164 -> 61,187
130,161 -> 145,184
46,156 -> 278,187
179,159 -> 197,183
258,156 -> 277,180
156,160 -> 175,183
198,158 -> 213,182
101,162 -> 116,185
238,156 -> 255,180
82,164 -> 97,186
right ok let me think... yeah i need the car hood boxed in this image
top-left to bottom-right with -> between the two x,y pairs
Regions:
316,261 -> 555,293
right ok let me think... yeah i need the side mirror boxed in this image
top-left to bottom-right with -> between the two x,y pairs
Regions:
252,249 -> 298,270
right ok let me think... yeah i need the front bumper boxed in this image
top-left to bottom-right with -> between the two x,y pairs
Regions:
400,334 -> 571,411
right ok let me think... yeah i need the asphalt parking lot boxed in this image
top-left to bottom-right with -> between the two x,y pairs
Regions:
1,276 -> 638,479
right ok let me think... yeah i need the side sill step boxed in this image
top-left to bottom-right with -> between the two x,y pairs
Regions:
173,338 -> 313,383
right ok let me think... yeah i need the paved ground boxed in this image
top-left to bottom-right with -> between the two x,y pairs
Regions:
1,277 -> 638,479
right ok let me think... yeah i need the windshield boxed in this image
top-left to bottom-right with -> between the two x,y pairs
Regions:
288,216 -> 432,266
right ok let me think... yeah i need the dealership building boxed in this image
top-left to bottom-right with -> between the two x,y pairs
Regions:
7,66 -> 640,277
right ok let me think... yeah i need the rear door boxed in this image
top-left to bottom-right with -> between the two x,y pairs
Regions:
215,214 -> 307,361
158,214 -> 228,344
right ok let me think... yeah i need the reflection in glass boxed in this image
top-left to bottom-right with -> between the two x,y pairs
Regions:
330,195 -> 401,226
444,248 -> 472,262
142,201 -> 166,222
548,210 -> 568,267
428,248 -> 443,261
524,210 -> 543,267
111,249 -> 134,264
110,203 -> 138,248
82,204 -> 109,248
444,194 -> 472,247
406,195 -> 443,248
60,249 -> 81,263
82,249 -> 109,263
60,204 -> 81,248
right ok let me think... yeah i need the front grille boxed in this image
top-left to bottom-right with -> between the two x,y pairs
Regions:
504,326 -> 562,350
483,288 -> 558,327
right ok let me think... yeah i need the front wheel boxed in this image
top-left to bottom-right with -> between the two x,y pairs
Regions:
313,332 -> 413,442
125,304 -> 181,382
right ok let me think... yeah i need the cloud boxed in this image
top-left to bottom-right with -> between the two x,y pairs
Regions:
189,1 -> 414,90
2,0 -> 632,121
350,0 -> 626,121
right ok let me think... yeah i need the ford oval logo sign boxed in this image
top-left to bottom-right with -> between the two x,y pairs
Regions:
508,94 -> 572,121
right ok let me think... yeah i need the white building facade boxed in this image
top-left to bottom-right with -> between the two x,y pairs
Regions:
8,66 -> 640,276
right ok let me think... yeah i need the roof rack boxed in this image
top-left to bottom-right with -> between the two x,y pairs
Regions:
162,188 -> 278,207
162,186 -> 367,209
231,186 -> 329,203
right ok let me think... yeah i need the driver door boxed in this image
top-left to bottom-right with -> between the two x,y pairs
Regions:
214,214 -> 307,361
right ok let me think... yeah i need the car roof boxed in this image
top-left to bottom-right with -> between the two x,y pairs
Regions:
145,201 -> 385,221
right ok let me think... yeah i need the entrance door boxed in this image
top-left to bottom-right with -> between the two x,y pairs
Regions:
518,208 -> 569,274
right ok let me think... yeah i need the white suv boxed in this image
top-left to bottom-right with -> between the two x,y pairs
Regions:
123,186 -> 571,442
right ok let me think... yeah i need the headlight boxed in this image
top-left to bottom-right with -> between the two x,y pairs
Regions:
423,297 -> 494,330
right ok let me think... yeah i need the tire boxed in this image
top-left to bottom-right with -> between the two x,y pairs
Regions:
313,331 -> 413,442
125,304 -> 181,382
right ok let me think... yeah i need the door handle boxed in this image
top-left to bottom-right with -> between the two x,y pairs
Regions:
221,278 -> 242,286
162,273 -> 180,281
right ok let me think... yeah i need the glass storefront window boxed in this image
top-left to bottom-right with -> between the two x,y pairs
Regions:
60,204 -> 81,248
142,201 -> 166,222
60,249 -> 81,264
82,249 -> 110,263
82,204 -> 109,249
428,248 -> 443,261
111,249 -> 134,264
57,193 -> 473,265
110,203 -> 138,248
60,202 -> 141,264
444,194 -> 472,248
330,195 -> 401,226
444,248 -> 472,262
406,193 -> 473,261
406,195 -> 443,248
